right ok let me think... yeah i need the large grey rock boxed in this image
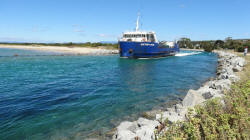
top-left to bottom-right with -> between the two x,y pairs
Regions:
137,118 -> 159,128
113,130 -> 136,140
202,91 -> 214,99
197,86 -> 219,99
233,65 -> 243,72
117,121 -> 136,132
113,121 -> 138,140
113,118 -> 159,140
232,57 -> 246,67
174,104 -> 184,114
218,73 -> 229,80
209,79 -> 231,90
182,89 -> 205,107
157,109 -> 187,123
135,126 -> 155,140
237,58 -> 246,67
225,66 -> 234,75
135,118 -> 159,140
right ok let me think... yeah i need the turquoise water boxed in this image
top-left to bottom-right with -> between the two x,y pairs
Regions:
0,48 -> 217,140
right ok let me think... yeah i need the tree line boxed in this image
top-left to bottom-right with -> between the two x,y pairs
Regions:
0,42 -> 119,49
178,37 -> 250,52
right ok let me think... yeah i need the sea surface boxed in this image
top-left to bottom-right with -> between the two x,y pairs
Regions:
0,48 -> 217,140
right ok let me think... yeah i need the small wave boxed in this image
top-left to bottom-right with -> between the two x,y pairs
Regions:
175,52 -> 202,57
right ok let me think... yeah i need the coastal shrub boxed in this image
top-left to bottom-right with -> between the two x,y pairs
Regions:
200,42 -> 214,52
156,80 -> 250,140
236,46 -> 245,52
215,40 -> 224,49
178,38 -> 193,48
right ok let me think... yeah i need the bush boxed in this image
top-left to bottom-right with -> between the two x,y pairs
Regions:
200,42 -> 214,52
157,80 -> 250,140
236,46 -> 245,52
178,38 -> 193,48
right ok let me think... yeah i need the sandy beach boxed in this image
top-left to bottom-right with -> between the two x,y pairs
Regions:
0,44 -> 118,55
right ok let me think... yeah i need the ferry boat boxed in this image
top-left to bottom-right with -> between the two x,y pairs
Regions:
119,14 -> 179,58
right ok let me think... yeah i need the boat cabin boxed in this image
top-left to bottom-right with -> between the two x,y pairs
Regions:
120,13 -> 158,43
120,31 -> 158,42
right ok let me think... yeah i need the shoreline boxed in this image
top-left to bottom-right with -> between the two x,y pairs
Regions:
111,50 -> 247,140
180,48 -> 204,51
0,44 -> 119,55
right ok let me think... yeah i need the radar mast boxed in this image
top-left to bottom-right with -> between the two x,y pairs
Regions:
136,13 -> 140,31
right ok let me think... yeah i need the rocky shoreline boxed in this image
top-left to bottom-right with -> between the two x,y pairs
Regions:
112,51 -> 246,140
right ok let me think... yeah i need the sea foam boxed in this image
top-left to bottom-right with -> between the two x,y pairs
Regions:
175,52 -> 202,57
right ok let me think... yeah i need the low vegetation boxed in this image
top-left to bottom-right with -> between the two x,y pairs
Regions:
156,55 -> 250,140
178,37 -> 250,52
0,42 -> 118,49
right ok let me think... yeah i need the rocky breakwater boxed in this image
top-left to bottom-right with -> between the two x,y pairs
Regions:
112,51 -> 246,140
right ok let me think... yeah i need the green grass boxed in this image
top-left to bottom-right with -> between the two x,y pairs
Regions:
156,55 -> 250,140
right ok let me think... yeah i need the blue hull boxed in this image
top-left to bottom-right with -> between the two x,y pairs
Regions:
119,41 -> 179,58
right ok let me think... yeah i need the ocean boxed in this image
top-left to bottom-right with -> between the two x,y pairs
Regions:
0,48 -> 217,140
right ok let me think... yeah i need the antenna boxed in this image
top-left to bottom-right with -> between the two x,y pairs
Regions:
136,12 -> 140,31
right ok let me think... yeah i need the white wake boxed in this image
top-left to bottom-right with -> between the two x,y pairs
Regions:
175,52 -> 202,57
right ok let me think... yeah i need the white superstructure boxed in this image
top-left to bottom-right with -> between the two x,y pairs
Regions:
119,13 -> 158,43
120,31 -> 158,42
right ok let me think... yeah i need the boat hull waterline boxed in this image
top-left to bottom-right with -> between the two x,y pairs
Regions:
119,41 -> 180,58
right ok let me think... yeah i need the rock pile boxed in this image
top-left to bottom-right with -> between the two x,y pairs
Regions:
112,51 -> 246,140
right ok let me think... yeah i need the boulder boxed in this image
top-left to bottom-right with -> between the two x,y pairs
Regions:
113,130 -> 136,140
174,104 -> 184,114
117,121 -> 136,132
237,58 -> 246,67
218,73 -> 228,80
232,57 -> 246,67
202,91 -> 214,99
182,89 -> 205,107
197,86 -> 220,99
134,118 -> 159,140
113,118 -> 159,140
135,126 -> 155,140
161,109 -> 187,123
233,65 -> 243,72
137,118 -> 159,129
209,79 -> 231,91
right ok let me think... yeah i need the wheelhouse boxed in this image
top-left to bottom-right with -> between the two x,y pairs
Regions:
120,31 -> 158,42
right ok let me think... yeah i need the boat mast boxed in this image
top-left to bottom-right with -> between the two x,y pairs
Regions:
136,13 -> 140,31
